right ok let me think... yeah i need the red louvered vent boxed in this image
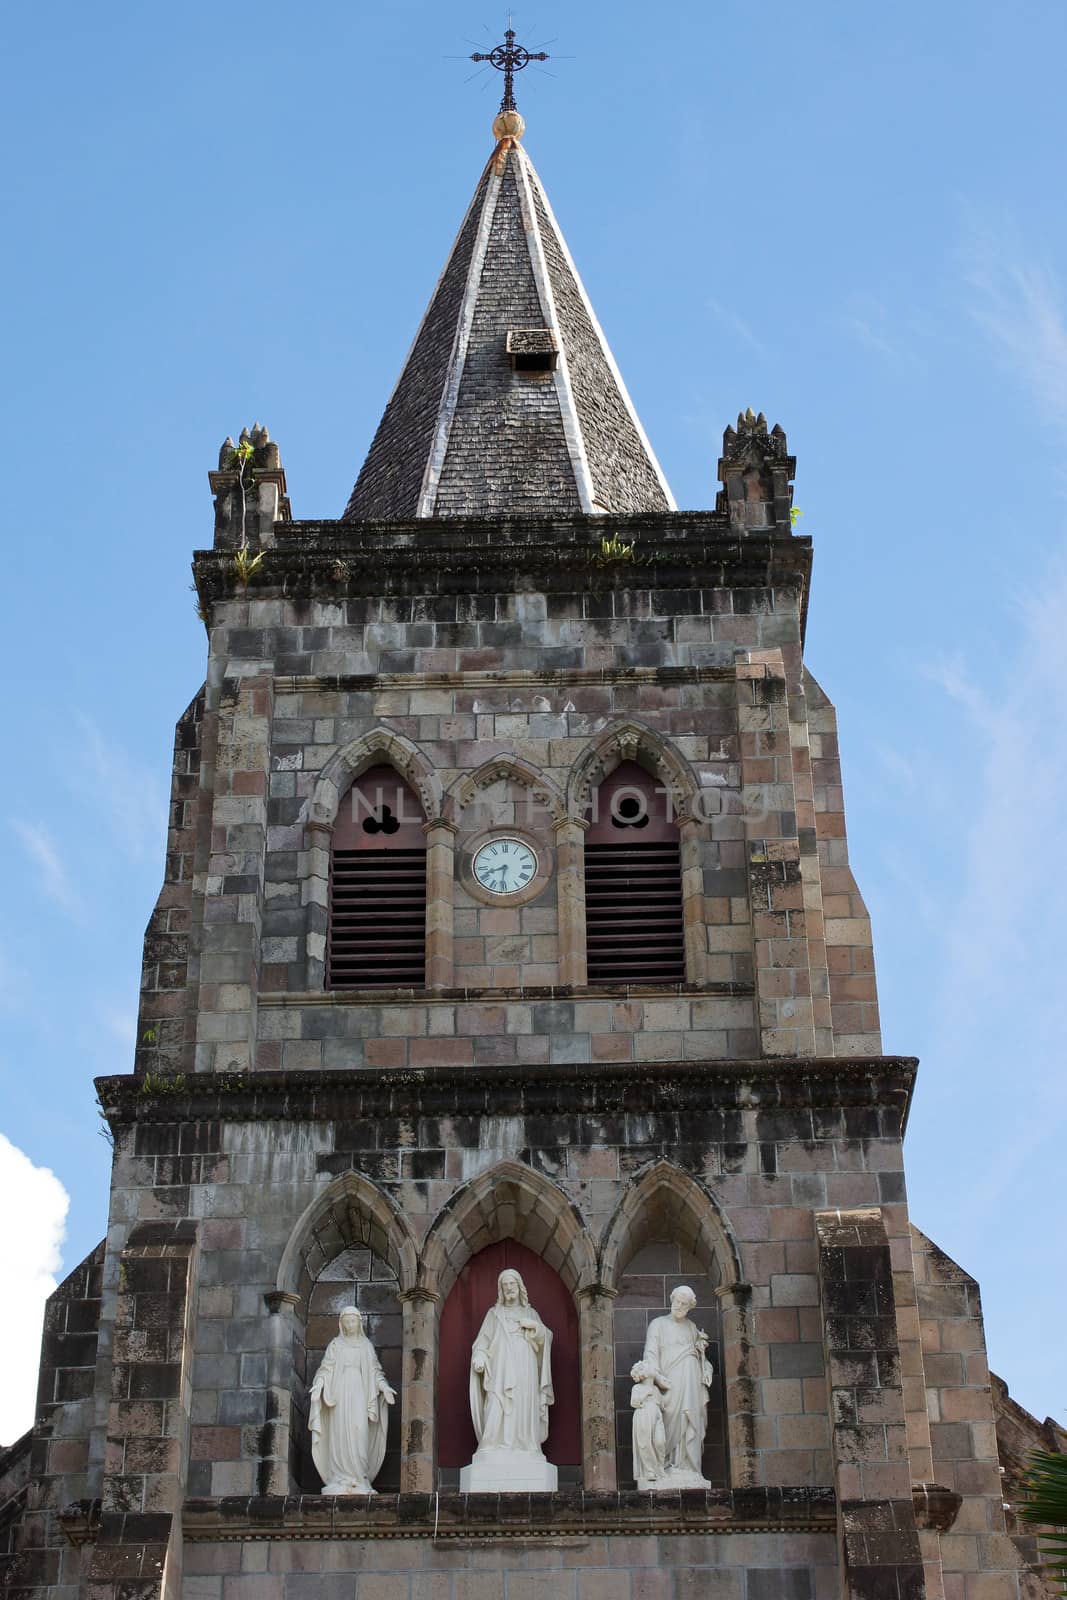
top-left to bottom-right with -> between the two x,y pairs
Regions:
585,760 -> 685,986
327,765 -> 426,990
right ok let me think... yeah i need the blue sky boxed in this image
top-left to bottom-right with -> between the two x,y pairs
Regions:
1,0 -> 1064,1440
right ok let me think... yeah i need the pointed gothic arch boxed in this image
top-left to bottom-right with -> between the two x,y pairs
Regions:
598,1159 -> 742,1295
598,1160 -> 743,1491
443,754 -> 566,829
418,1159 -> 597,1302
566,723 -> 708,986
303,729 -> 445,990
566,720 -> 701,824
308,726 -> 443,831
276,1170 -> 420,1301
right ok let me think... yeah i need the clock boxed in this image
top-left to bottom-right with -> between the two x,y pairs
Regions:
472,836 -> 538,896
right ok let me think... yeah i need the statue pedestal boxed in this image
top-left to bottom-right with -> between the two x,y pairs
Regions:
460,1447 -> 558,1493
638,1467 -> 711,1492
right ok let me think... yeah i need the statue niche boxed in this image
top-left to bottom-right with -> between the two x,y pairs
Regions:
310,1309 -> 396,1493
437,1240 -> 580,1487
292,1243 -> 403,1493
613,1240 -> 725,1488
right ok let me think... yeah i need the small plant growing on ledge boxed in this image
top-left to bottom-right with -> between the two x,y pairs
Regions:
227,435 -> 265,585
593,532 -> 638,567
233,545 -> 264,586
139,1070 -> 187,1097
789,505 -> 803,530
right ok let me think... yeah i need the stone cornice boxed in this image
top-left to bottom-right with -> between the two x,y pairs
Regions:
181,1486 -> 838,1542
193,518 -> 813,632
271,663 -> 743,695
95,1055 -> 918,1130
62,1482 -> 956,1548
257,982 -> 756,1008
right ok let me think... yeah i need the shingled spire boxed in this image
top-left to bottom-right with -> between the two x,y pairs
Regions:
343,114 -> 675,521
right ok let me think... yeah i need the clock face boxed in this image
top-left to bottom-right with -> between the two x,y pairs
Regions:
472,837 -> 538,896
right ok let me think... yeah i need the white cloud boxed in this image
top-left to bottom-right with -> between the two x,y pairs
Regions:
11,820 -> 82,918
0,1134 -> 69,1445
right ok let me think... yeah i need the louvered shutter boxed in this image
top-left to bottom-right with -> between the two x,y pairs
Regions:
585,761 -> 685,986
327,765 -> 426,989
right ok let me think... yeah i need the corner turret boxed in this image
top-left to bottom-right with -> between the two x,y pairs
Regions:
208,422 -> 291,549
716,408 -> 795,534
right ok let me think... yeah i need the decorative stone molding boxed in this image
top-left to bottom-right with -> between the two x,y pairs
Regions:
263,1290 -> 301,1314
276,1169 -> 420,1300
444,753 -> 566,828
567,720 -> 702,824
181,1486 -> 838,1542
307,726 -> 443,833
418,1159 -> 597,1302
597,1159 -> 743,1295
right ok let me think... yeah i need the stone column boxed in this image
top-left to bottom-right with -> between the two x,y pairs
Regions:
89,1221 -> 198,1600
555,817 -> 588,988
679,815 -> 709,986
423,820 -> 456,991
262,1290 -> 301,1496
577,1283 -> 617,1490
737,654 -> 817,1056
195,673 -> 273,1072
398,1287 -> 438,1491
303,820 -> 331,990
716,1281 -> 757,1488
815,1208 -> 926,1600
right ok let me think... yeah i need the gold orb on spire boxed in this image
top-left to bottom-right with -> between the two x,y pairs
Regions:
493,108 -> 525,142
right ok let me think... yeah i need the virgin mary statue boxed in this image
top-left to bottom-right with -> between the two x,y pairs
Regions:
459,1267 -> 557,1491
309,1309 -> 396,1494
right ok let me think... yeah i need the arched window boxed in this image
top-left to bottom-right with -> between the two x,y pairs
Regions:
327,764 -> 426,989
584,760 -> 685,985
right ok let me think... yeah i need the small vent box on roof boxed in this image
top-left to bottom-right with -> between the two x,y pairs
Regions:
507,327 -> 559,372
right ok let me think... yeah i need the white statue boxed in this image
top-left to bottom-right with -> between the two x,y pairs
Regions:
640,1285 -> 714,1489
630,1359 -> 670,1489
459,1267 -> 557,1492
309,1308 -> 396,1494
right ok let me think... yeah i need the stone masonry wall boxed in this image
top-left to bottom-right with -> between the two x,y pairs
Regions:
153,549 -> 881,1082
96,1059 -> 916,1504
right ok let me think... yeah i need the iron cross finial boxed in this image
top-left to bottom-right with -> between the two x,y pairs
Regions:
470,24 -> 549,114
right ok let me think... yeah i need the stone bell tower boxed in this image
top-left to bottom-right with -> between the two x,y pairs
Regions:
2,43 -> 1056,1600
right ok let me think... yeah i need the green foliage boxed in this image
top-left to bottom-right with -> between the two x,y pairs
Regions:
233,546 -> 264,585
1020,1451 -> 1067,1594
228,439 -> 255,478
96,1100 -> 115,1150
594,532 -> 637,565
140,1070 -> 187,1097
789,505 -> 803,529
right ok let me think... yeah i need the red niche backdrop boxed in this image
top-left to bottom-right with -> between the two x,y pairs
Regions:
437,1240 -> 581,1469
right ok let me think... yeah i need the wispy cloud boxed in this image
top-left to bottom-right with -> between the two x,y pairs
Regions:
964,223 -> 1067,427
11,820 -> 82,919
917,226 -> 1067,1221
706,298 -> 769,360
840,292 -> 923,373
67,714 -> 167,865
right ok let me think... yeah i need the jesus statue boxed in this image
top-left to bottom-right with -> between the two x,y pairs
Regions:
459,1267 -> 558,1492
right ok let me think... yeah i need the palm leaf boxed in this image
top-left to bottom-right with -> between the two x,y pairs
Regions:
1020,1450 -> 1067,1594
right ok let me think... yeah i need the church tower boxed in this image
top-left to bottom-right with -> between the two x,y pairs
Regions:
3,43 -> 1055,1600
